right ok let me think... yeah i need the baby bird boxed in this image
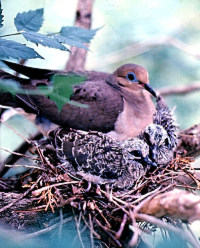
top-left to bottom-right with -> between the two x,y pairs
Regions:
49,128 -> 155,188
143,97 -> 178,165
144,124 -> 174,165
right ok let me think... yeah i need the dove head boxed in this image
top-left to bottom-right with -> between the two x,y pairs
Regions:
144,124 -> 170,147
121,138 -> 157,168
112,64 -> 157,98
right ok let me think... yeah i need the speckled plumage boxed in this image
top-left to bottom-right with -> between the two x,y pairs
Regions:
48,97 -> 178,188
142,97 -> 179,165
49,129 -> 154,188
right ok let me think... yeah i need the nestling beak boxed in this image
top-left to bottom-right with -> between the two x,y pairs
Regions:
139,82 -> 157,98
142,155 -> 157,169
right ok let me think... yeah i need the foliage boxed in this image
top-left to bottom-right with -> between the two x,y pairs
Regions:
0,2 -> 98,60
49,74 -> 88,111
0,39 -> 43,59
0,74 -> 87,112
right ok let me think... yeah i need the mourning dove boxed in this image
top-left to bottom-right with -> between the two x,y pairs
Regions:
0,60 -> 157,140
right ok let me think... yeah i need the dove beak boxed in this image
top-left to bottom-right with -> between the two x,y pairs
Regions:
139,82 -> 157,98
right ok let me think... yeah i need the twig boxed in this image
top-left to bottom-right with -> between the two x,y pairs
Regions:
73,209 -> 85,248
128,212 -> 141,248
89,213 -> 95,248
23,216 -> 73,239
94,217 -> 122,248
0,120 -> 31,144
32,181 -> 80,196
136,213 -> 200,248
0,147 -> 40,160
81,214 -> 101,239
5,164 -> 44,170
88,35 -> 200,69
115,213 -> 127,240
177,123 -> 200,157
0,131 -> 42,176
158,82 -> 200,96
58,208 -> 64,239
0,176 -> 42,213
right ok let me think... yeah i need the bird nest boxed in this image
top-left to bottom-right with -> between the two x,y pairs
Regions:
1,99 -> 200,247
25,143 -> 197,247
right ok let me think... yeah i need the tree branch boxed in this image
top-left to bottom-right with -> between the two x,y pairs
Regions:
140,189 -> 200,222
158,82 -> 200,96
65,0 -> 94,71
177,123 -> 200,157
88,35 -> 200,69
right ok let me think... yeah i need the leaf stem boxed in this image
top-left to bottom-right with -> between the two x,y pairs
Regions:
0,32 -> 22,38
47,31 -> 60,36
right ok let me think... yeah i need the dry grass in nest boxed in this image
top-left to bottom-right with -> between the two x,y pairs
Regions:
15,143 -> 198,247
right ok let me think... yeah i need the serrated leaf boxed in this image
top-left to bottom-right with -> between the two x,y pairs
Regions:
22,31 -> 69,51
60,26 -> 99,48
0,2 -> 4,28
0,39 -> 43,59
56,35 -> 88,50
48,74 -> 87,111
14,8 -> 44,32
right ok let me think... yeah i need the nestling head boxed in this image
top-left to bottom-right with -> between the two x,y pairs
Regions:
110,64 -> 157,98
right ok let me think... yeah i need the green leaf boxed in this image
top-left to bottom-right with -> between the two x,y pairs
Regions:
0,39 -> 43,59
0,79 -> 22,96
22,31 -> 69,51
48,74 -> 88,111
0,2 -> 4,28
60,26 -> 99,43
14,8 -> 44,32
57,26 -> 99,49
56,35 -> 88,50
0,79 -> 52,96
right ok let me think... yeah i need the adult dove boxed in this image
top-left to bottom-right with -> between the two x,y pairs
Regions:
0,60 -> 157,140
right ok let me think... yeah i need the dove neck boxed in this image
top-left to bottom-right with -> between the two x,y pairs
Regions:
107,90 -> 156,141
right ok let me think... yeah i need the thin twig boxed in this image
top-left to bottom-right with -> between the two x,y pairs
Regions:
32,180 -> 80,196
23,216 -> 73,239
94,217 -> 122,248
81,214 -> 101,239
115,213 -> 127,240
136,213 -> 200,248
89,213 -> 95,248
88,35 -> 200,69
58,208 -> 64,239
128,211 -> 141,248
158,82 -> 200,96
5,164 -> 44,170
0,147 -> 40,160
1,120 -> 32,144
73,209 -> 85,248
0,176 -> 42,213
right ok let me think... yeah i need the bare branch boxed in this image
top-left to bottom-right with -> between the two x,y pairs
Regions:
88,35 -> 200,69
140,189 -> 200,222
136,213 -> 200,248
158,82 -> 200,96
177,123 -> 200,157
0,176 -> 41,213
23,216 -> 73,239
66,0 -> 94,71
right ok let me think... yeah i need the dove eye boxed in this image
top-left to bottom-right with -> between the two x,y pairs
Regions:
130,150 -> 142,157
126,72 -> 137,82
